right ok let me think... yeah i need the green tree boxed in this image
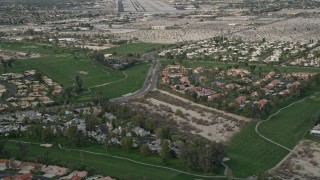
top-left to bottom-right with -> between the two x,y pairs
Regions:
1,59 -> 8,73
75,75 -> 83,94
121,137 -> 133,151
226,169 -> 233,180
16,142 -> 30,158
140,144 -> 151,156
66,126 -> 85,147
41,127 -> 54,142
257,171 -> 267,180
160,139 -> 170,166
0,137 -> 6,155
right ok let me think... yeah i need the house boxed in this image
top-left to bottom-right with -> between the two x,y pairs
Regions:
0,84 -> 7,94
104,112 -> 116,120
258,99 -> 268,109
251,91 -> 258,97
148,139 -> 162,153
132,127 -> 150,137
310,125 -> 320,136
310,129 -> 320,136
208,94 -> 221,101
227,68 -> 250,77
193,67 -> 204,74
110,137 -> 120,144
290,72 -> 316,80
235,96 -> 247,104
4,173 -> 32,180
52,85 -> 63,94
279,89 -> 290,96
266,79 -> 282,89
287,81 -> 300,88
265,71 -> 276,79
151,26 -> 170,30
180,76 -> 190,85
162,76 -> 170,84
61,171 -> 88,180
38,96 -> 54,105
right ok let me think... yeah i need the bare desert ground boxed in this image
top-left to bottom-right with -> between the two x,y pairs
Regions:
273,140 -> 320,179
130,90 -> 250,143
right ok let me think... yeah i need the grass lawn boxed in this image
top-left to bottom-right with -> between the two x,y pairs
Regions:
103,43 -> 165,56
226,92 -> 320,177
0,41 -> 150,101
4,140 -> 225,180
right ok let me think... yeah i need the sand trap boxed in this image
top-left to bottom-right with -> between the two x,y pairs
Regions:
40,144 -> 52,148
78,71 -> 89,75
23,46 -> 38,49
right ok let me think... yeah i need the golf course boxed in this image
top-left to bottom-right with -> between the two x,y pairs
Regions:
0,41 -> 157,101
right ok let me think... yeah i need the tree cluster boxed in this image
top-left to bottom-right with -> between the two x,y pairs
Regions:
179,142 -> 225,173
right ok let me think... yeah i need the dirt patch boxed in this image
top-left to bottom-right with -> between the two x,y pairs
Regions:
22,46 -> 38,49
131,91 -> 248,143
80,44 -> 115,50
272,140 -> 320,179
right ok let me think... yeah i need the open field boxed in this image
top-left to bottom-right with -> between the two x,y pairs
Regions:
226,92 -> 320,177
4,140 -> 225,180
0,41 -> 150,101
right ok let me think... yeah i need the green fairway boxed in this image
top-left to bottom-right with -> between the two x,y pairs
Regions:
0,41 -> 150,101
103,43 -> 165,56
227,92 -> 320,177
259,94 -> 320,148
226,122 -> 288,177
5,141 -> 225,180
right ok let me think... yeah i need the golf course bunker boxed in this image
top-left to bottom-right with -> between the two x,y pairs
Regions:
78,71 -> 89,75
40,144 -> 52,148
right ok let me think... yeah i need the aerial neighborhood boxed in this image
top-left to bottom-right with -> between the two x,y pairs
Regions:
0,0 -> 320,179
0,70 -> 63,111
161,63 -> 319,117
